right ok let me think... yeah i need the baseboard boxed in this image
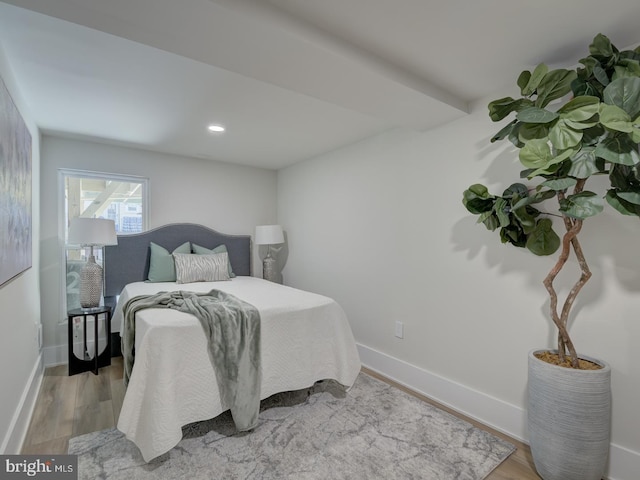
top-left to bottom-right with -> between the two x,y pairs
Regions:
43,343 -> 68,367
356,343 -> 527,442
356,343 -> 640,480
1,353 -> 44,454
608,442 -> 640,480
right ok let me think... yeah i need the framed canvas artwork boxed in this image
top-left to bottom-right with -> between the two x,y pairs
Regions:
0,76 -> 32,287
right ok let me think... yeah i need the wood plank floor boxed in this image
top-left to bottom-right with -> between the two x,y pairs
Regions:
21,359 -> 540,479
21,356 -> 125,456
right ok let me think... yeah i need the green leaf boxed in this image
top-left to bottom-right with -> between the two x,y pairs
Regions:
542,178 -> 578,191
477,210 -> 493,223
599,104 -> 633,132
617,191 -> 640,205
605,190 -> 640,216
488,97 -> 534,122
518,123 -> 550,143
511,190 -> 555,210
508,122 -> 525,148
549,119 -> 583,149
558,96 -> 600,121
593,64 -> 610,86
519,139 -> 552,169
481,212 -> 500,231
522,63 -> 549,96
578,56 -> 598,76
535,69 -> 577,108
595,136 -> 640,165
528,159 -> 570,178
500,224 -> 527,247
620,49 -> 640,61
534,190 -> 558,203
468,184 -> 490,197
590,33 -> 615,58
513,206 -> 537,233
490,120 -> 518,143
609,164 -> 640,189
564,117 -> 599,130
494,198 -> 510,228
568,147 -> 599,178
526,218 -> 560,256
581,124 -> 606,145
488,97 -> 516,122
571,77 -> 601,97
502,183 -> 529,199
613,59 -> 640,79
518,70 -> 531,95
519,141 -> 577,177
631,113 -> 640,142
463,184 -> 495,214
516,107 -> 558,124
559,191 -> 604,219
603,77 -> 640,118
563,118 -> 598,130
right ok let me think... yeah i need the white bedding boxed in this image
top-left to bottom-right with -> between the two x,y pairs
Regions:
114,276 -> 361,461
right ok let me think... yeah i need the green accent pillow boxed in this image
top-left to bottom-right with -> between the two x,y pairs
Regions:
192,243 -> 236,278
147,241 -> 191,282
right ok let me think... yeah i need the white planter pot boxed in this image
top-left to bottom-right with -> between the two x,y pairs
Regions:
528,349 -> 611,480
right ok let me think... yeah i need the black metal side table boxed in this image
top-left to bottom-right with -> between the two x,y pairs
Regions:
68,306 -> 112,376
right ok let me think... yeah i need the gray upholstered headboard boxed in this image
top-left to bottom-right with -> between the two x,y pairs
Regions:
103,223 -> 252,297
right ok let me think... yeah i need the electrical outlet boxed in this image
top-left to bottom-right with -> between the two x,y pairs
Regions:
395,321 -> 404,339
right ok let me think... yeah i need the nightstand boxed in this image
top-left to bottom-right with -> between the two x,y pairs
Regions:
68,306 -> 112,376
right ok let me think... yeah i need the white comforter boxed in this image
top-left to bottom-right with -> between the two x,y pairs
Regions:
114,276 -> 361,461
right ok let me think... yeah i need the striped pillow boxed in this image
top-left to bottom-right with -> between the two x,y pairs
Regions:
173,253 -> 231,284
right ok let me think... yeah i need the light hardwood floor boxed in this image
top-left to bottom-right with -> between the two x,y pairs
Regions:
22,359 -> 540,479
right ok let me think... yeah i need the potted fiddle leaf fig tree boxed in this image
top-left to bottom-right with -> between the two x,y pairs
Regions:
463,33 -> 640,480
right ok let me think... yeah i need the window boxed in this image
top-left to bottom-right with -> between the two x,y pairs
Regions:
60,169 -> 148,314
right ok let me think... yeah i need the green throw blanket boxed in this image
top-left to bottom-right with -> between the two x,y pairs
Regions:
121,289 -> 261,431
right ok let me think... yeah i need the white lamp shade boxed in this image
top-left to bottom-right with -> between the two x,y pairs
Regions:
68,218 -> 118,246
255,225 -> 284,245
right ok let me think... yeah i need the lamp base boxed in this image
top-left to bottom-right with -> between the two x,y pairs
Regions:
262,256 -> 278,283
80,256 -> 103,309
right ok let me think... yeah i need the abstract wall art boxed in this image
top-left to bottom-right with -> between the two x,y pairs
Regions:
0,75 -> 32,287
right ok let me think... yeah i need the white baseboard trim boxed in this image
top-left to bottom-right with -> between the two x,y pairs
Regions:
1,353 -> 44,454
43,344 -> 67,367
356,343 -> 640,480
356,343 -> 527,442
608,442 -> 640,480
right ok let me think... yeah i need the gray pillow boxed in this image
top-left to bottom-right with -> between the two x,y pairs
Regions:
192,243 -> 236,278
173,253 -> 231,284
147,241 -> 191,282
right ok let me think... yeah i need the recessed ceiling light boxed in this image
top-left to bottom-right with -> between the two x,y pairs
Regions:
207,124 -> 225,133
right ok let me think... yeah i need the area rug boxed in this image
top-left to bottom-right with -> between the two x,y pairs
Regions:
68,373 -> 515,479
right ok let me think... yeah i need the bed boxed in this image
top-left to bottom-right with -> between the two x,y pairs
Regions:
104,223 -> 361,461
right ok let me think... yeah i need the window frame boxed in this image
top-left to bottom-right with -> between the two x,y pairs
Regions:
58,168 -> 149,322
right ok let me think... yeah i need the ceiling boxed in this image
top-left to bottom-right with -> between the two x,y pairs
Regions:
0,0 -> 639,170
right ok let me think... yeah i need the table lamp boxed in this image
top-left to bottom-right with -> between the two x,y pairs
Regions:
68,218 -> 118,309
255,225 -> 284,282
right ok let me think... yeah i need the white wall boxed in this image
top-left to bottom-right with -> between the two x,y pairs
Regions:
39,136 -> 278,364
0,45 -> 43,453
278,99 -> 640,478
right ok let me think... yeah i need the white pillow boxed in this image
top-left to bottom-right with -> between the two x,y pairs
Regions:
172,252 -> 231,284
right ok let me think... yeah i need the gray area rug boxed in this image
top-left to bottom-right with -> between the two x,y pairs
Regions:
68,373 -> 515,479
